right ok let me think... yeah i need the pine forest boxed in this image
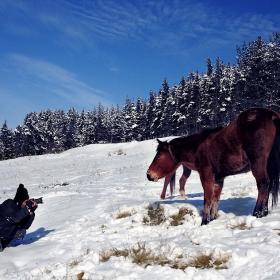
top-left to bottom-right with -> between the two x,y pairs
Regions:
1,33 -> 280,160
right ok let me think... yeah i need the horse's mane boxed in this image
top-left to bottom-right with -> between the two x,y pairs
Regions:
199,126 -> 224,143
159,126 -> 224,148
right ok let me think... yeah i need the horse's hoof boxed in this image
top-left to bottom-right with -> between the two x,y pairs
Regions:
201,219 -> 210,226
210,214 -> 219,221
253,207 -> 268,218
253,212 -> 263,218
179,190 -> 186,199
253,211 -> 263,218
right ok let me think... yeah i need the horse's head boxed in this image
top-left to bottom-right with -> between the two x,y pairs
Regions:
147,139 -> 179,182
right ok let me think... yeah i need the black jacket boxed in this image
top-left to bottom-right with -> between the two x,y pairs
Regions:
0,199 -> 30,239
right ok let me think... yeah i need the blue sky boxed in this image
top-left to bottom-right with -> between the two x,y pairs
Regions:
0,0 -> 280,128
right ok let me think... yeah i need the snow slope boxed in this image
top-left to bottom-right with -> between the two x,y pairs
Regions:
1,139 -> 280,280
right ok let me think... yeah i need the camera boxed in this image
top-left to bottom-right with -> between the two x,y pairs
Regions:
30,197 -> 43,204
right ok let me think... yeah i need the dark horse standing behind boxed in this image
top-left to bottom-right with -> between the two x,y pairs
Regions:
147,108 -> 280,225
160,164 -> 191,200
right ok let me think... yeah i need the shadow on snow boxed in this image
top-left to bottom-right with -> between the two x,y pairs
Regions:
157,193 -> 257,217
23,227 -> 55,245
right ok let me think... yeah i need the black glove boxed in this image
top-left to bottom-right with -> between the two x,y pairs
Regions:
25,200 -> 37,212
31,205 -> 38,212
25,200 -> 33,210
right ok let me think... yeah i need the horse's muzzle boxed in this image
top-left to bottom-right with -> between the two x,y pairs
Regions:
147,172 -> 153,181
147,170 -> 158,182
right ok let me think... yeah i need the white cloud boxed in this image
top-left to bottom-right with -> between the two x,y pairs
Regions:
48,1 -> 280,55
9,54 -> 112,108
2,1 -> 280,55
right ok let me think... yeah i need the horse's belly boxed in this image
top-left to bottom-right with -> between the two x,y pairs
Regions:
184,162 -> 197,171
220,153 -> 251,175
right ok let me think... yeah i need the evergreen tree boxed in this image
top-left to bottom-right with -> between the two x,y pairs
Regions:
220,63 -> 236,124
0,120 -> 14,159
174,77 -> 188,135
22,112 -> 39,156
84,110 -> 97,144
122,97 -> 137,141
186,72 -> 200,134
95,103 -> 109,143
52,109 -> 67,152
75,109 -> 86,147
135,97 -> 147,141
65,108 -> 79,149
161,85 -> 177,136
157,78 -> 170,137
109,105 -> 124,143
199,58 -> 217,129
214,56 -> 224,126
13,124 -> 25,157
237,36 -> 268,107
267,32 -> 280,109
0,139 -> 5,160
146,91 -> 157,139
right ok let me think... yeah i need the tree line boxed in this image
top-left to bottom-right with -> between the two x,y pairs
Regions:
1,32 -> 280,160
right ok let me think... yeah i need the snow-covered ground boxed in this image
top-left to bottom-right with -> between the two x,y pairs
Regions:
1,139 -> 280,280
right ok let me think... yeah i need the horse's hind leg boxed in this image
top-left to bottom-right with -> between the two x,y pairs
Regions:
251,160 -> 270,217
253,173 -> 270,217
179,165 -> 191,199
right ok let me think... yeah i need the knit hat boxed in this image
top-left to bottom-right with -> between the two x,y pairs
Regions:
14,184 -> 29,206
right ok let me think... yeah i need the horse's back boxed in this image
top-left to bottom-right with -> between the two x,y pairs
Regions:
236,108 -> 280,156
200,108 -> 280,178
237,107 -> 280,130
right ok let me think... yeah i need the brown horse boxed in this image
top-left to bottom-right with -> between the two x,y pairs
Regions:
147,108 -> 280,225
160,164 -> 191,200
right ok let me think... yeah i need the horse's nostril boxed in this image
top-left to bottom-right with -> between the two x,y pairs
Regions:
147,172 -> 154,181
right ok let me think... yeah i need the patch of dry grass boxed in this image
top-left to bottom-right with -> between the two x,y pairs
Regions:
228,221 -> 251,230
143,206 -> 194,227
170,208 -> 194,226
100,247 -> 130,262
116,211 -> 131,219
99,244 -> 230,271
76,271 -> 84,280
100,242 -> 167,267
143,205 -> 166,226
188,252 -> 230,270
69,259 -> 81,268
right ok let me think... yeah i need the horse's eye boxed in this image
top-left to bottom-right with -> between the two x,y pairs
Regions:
156,154 -> 161,159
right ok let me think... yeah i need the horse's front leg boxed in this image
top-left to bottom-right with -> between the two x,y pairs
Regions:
210,179 -> 224,221
160,172 -> 174,200
169,172 -> 176,196
179,165 -> 191,199
199,171 -> 215,225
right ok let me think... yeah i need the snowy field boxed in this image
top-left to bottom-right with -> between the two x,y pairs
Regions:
1,138 -> 280,280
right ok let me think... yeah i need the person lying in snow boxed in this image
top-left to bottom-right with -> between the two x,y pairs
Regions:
0,184 -> 38,252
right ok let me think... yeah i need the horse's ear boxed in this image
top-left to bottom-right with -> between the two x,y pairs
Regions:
157,139 -> 167,148
157,139 -> 163,145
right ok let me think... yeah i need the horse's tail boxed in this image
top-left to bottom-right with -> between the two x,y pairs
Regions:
170,172 -> 176,195
267,118 -> 280,207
